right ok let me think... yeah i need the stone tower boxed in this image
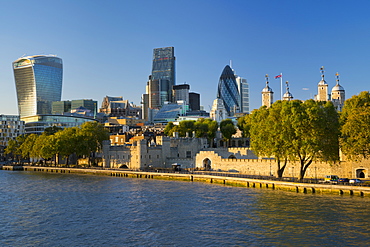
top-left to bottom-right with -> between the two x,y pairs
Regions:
262,74 -> 274,107
315,66 -> 329,101
283,81 -> 293,101
331,72 -> 345,111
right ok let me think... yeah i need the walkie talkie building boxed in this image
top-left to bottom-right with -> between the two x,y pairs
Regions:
13,55 -> 63,118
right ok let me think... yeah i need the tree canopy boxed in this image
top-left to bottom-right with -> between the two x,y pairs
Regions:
340,91 -> 370,160
220,119 -> 237,144
163,118 -> 218,145
246,99 -> 340,180
5,122 -> 109,166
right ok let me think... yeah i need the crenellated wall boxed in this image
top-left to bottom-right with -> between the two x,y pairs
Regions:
195,150 -> 370,179
103,137 -> 370,179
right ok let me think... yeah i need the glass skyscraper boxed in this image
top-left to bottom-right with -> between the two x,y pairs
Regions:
151,47 -> 175,103
235,75 -> 249,114
13,55 -> 63,118
217,65 -> 240,115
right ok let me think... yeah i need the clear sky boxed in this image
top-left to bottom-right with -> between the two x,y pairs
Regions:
1,0 -> 369,115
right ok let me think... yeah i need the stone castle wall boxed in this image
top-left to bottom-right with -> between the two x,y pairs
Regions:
195,150 -> 370,179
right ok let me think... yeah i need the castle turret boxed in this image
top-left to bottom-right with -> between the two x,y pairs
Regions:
331,72 -> 345,111
262,74 -> 273,107
315,66 -> 329,101
282,81 -> 293,101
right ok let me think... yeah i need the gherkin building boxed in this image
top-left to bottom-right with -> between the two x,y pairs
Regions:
217,65 -> 240,115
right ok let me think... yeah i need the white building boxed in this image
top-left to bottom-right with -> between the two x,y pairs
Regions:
0,115 -> 25,147
210,98 -> 228,122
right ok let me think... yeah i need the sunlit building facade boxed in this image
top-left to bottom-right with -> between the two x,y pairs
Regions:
13,55 -> 63,119
22,115 -> 96,135
0,115 -> 25,147
217,65 -> 240,116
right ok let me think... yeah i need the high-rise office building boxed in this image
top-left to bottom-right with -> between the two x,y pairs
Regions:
234,70 -> 249,114
151,47 -> 176,103
217,65 -> 240,116
189,92 -> 200,111
13,55 -> 63,118
52,99 -> 98,115
236,77 -> 249,114
173,84 -> 190,104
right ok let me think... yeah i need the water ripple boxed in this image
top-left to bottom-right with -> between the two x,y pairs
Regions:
0,170 -> 369,246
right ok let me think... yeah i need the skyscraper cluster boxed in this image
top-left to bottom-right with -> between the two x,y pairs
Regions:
10,48 -> 251,133
142,47 -> 205,123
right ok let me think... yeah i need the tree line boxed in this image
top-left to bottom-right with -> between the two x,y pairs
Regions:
163,118 -> 237,146
237,91 -> 370,180
5,122 -> 109,166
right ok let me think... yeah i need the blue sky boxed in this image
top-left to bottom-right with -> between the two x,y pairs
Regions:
1,0 -> 369,115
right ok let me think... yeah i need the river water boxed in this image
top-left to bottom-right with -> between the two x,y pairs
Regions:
1,170 -> 369,246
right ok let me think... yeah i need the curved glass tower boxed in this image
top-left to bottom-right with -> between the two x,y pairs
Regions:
217,65 -> 239,115
13,55 -> 63,118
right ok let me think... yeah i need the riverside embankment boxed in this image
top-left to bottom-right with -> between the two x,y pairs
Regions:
4,165 -> 370,197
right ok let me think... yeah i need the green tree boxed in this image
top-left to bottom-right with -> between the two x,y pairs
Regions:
177,120 -> 196,137
194,119 -> 209,138
249,100 -> 340,180
44,126 -> 63,135
249,102 -> 292,178
340,91 -> 370,160
237,114 -> 251,138
287,100 -> 340,180
19,134 -> 39,163
220,119 -> 236,146
163,122 -> 177,137
194,118 -> 218,147
54,127 -> 79,167
206,119 -> 218,147
32,134 -> 56,165
77,122 -> 110,166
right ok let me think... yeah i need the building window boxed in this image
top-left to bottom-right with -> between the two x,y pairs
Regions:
186,151 -> 191,158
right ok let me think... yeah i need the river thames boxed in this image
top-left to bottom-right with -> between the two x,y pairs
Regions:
1,170 -> 369,246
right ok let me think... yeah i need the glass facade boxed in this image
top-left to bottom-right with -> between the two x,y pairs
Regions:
217,65 -> 240,115
13,55 -> 63,118
151,47 -> 175,103
22,115 -> 96,135
236,76 -> 249,114
71,99 -> 97,113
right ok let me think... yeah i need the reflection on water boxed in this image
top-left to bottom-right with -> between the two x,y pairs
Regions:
0,170 -> 369,246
